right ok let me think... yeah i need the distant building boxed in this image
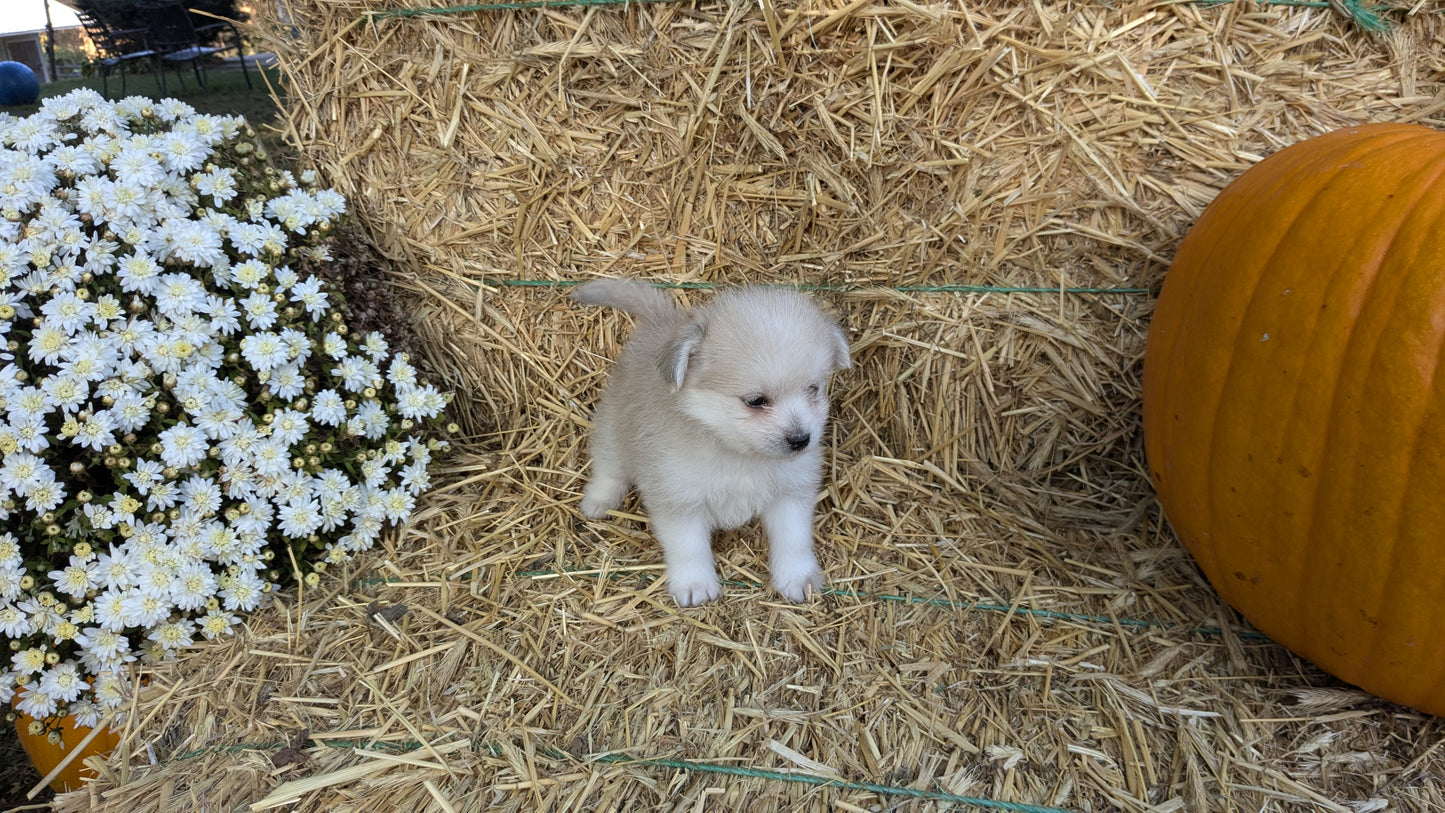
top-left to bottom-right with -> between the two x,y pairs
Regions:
1,1 -> 85,82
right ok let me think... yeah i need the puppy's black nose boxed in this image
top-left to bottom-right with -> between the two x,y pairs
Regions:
785,432 -> 811,451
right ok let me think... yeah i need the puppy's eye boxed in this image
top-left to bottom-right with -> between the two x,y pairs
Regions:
742,395 -> 771,410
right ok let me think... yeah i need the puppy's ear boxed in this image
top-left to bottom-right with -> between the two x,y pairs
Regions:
659,320 -> 704,390
828,323 -> 852,371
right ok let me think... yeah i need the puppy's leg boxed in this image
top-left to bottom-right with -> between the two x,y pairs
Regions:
762,495 -> 824,602
580,466 -> 629,519
648,510 -> 721,607
579,423 -> 630,519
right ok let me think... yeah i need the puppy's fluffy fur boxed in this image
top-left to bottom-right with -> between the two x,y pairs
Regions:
573,279 -> 850,606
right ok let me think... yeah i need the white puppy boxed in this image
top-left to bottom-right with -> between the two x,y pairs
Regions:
573,279 -> 851,607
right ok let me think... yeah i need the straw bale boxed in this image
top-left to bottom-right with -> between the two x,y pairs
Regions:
50,1 -> 1445,811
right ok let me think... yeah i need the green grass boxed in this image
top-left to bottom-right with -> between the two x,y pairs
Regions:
5,62 -> 285,133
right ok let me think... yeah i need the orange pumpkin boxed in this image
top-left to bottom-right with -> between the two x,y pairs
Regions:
10,697 -> 121,793
1143,123 -> 1445,715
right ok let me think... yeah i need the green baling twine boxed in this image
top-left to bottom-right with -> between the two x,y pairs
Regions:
363,0 -> 1393,32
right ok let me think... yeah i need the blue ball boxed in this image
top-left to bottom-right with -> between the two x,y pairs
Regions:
0,61 -> 41,107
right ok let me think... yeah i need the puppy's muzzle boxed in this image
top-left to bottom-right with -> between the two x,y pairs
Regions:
784,432 -> 811,452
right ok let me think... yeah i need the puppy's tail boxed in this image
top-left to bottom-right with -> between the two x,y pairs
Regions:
571,279 -> 680,322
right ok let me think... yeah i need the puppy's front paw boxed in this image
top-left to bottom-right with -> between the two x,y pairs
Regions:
579,477 -> 627,519
579,494 -> 616,520
667,568 -> 722,607
773,565 -> 824,603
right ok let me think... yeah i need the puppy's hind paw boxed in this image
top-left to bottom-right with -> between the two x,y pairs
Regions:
773,566 -> 825,603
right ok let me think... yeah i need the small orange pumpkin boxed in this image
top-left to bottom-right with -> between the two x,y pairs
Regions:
10,697 -> 121,793
1143,123 -> 1445,714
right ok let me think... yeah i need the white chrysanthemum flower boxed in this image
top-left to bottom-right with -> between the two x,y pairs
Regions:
48,555 -> 99,601
334,355 -> 380,393
219,569 -> 265,612
231,257 -> 268,287
93,671 -> 128,710
269,408 -> 309,446
92,589 -> 128,632
15,685 -> 59,720
203,294 -> 241,335
41,372 -> 87,413
158,422 -> 207,469
0,602 -> 35,636
73,409 -> 117,451
362,332 -> 389,359
289,276 -> 329,319
267,364 -> 305,400
249,435 -> 291,478
400,458 -> 432,496
146,618 -> 196,653
38,660 -> 87,704
180,475 -> 222,517
164,219 -> 225,267
0,452 -> 48,494
321,332 -> 347,359
310,389 -> 346,426
198,608 -> 239,640
94,545 -> 138,592
40,290 -> 95,334
277,498 -> 322,538
68,698 -> 104,729
118,250 -> 163,294
11,647 -> 47,675
119,588 -> 173,628
110,143 -> 166,188
157,130 -> 208,172
193,166 -> 238,203
354,400 -> 390,440
272,265 -> 299,291
25,478 -> 66,513
395,382 -> 446,420
77,625 -> 133,669
240,290 -> 278,329
28,322 -> 70,364
239,331 -> 289,371
154,272 -> 208,317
